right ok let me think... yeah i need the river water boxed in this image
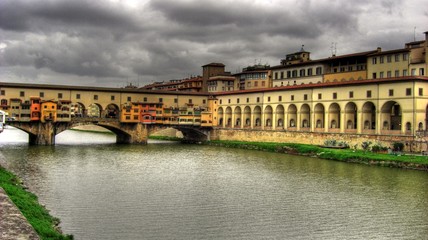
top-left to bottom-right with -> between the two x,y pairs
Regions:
0,127 -> 427,240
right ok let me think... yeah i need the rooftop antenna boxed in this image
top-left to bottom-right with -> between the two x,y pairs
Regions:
331,42 -> 337,56
414,26 -> 416,41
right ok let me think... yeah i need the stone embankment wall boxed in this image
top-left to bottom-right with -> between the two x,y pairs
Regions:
211,128 -> 423,152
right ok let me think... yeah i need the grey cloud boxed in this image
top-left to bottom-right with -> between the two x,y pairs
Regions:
0,0 -> 140,32
0,0 -> 426,87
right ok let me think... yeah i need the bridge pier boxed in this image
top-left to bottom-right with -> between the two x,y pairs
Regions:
29,121 -> 56,145
114,123 -> 148,144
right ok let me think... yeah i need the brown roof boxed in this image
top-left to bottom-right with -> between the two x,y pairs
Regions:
367,48 -> 410,56
202,63 -> 225,67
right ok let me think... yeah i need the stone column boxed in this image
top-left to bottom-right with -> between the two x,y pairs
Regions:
29,122 -> 56,145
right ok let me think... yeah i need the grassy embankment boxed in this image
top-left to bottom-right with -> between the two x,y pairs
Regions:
207,140 -> 428,171
0,166 -> 73,240
148,135 -> 183,141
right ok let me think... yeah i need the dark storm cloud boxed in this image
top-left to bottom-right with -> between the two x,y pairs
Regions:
0,0 -> 139,32
0,0 -> 426,86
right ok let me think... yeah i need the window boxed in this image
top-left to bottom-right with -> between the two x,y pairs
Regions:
307,68 -> 313,76
228,99 -> 231,104
237,98 -> 240,104
280,72 -> 284,79
58,93 -> 63,99
349,91 -> 354,98
419,88 -> 423,96
291,95 -> 294,101
372,57 -> 377,64
420,68 -> 425,76
111,95 -> 115,101
274,72 -> 278,79
94,95 -> 98,100
380,56 -> 384,64
220,99 -> 222,104
304,94 -> 308,100
254,82 -> 258,87
287,71 -> 291,78
403,53 -> 408,61
144,97 -> 148,102
262,81 -> 265,87
367,90 -> 372,98
379,72 -> 384,78
257,97 -> 260,103
318,93 -> 322,100
387,71 -> 391,78
316,67 -> 322,75
406,88 -> 411,96
411,68 -> 416,76
267,97 -> 271,102
395,70 -> 399,77
246,98 -> 249,103
389,89 -> 394,96
40,92 -> 44,98
189,99 -> 192,104
0,90 -> 4,95
127,96 -> 131,101
372,73 -> 377,79
20,91 -> 25,97
333,92 -> 337,99
159,98 -> 163,103
300,69 -> 305,77
76,94 -> 81,99
203,99 -> 206,104
174,98 -> 177,103
292,70 -> 297,77
395,54 -> 400,62
403,69 -> 407,76
387,55 -> 392,63
278,96 -> 282,101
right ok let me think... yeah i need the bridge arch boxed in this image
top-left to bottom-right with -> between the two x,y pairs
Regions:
105,103 -> 120,118
71,102 -> 85,117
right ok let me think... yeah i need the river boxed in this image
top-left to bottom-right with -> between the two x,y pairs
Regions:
0,127 -> 427,240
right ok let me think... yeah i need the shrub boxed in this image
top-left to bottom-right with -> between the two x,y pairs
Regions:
393,142 -> 404,152
361,141 -> 372,151
371,143 -> 387,152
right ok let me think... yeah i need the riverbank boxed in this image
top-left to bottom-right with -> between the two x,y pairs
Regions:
206,140 -> 428,171
0,165 -> 73,239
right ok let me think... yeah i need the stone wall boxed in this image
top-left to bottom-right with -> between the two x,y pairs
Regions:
211,128 -> 426,152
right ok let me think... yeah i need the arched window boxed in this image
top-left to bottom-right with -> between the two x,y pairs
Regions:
383,121 -> 389,130
418,122 -> 423,130
290,119 -> 295,127
406,122 -> 411,131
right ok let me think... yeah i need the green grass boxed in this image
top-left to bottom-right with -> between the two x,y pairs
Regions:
148,135 -> 183,141
207,140 -> 428,170
0,167 -> 73,240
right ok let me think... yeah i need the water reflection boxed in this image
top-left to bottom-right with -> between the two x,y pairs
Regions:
0,129 -> 427,240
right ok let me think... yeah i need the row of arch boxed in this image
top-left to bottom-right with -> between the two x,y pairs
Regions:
217,101 -> 426,134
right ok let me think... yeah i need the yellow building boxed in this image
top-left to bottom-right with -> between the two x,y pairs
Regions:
41,100 -> 57,122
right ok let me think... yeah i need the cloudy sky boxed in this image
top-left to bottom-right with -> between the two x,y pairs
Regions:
0,0 -> 427,87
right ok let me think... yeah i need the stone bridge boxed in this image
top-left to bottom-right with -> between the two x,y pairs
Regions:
6,118 -> 212,145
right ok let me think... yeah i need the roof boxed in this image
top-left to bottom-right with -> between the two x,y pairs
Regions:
367,48 -> 410,56
202,63 -> 225,67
